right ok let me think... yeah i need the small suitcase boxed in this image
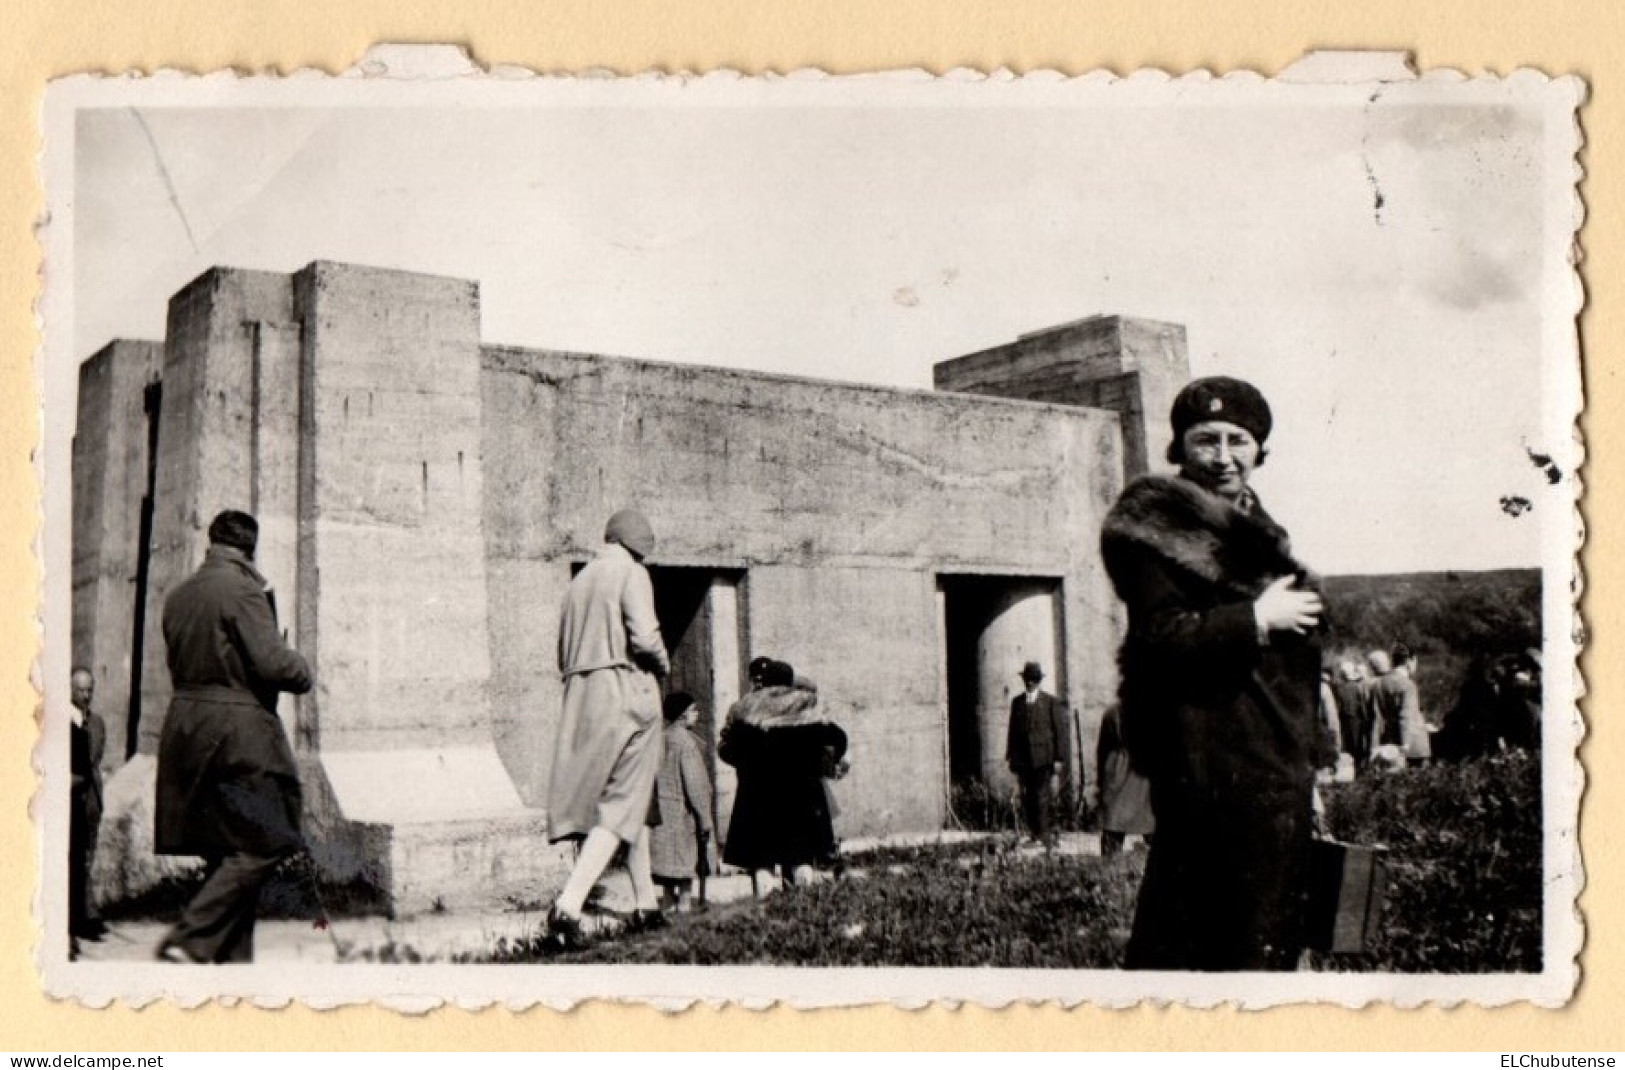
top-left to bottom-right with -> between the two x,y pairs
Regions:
1304,838 -> 1387,954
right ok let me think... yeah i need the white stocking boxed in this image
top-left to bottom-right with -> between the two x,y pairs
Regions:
626,826 -> 659,912
555,827 -> 621,917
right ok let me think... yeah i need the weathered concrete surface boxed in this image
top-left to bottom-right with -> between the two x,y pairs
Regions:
72,339 -> 163,766
290,263 -> 544,913
481,348 -> 1127,837
137,268 -> 296,752
934,314 -> 1188,480
292,262 -> 493,753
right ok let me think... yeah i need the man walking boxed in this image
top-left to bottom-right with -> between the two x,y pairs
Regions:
154,510 -> 312,964
545,508 -> 671,948
1005,661 -> 1069,844
68,667 -> 107,953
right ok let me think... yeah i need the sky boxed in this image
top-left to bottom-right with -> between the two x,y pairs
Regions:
62,74 -> 1581,575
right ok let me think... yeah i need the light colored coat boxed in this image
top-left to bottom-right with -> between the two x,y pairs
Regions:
547,542 -> 670,843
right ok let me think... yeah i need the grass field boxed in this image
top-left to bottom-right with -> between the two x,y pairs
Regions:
450,751 -> 1540,972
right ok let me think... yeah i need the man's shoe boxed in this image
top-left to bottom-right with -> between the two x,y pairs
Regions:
73,919 -> 109,942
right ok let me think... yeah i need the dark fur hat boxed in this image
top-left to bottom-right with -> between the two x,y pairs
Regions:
1168,377 -> 1272,460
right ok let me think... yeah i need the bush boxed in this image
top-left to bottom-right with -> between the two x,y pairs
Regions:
1314,750 -> 1542,972
948,778 -> 1099,835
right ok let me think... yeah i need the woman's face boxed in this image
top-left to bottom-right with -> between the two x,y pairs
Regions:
1179,419 -> 1260,500
684,703 -> 703,728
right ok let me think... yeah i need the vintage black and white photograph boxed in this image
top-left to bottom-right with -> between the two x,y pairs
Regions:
37,49 -> 1584,1006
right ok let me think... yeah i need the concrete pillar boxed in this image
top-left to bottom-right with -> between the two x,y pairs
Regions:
289,262 -> 560,913
71,340 -> 163,767
932,314 -> 1189,479
976,582 -> 1060,793
137,269 -> 296,752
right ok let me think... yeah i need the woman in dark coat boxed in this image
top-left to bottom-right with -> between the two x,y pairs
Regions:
1100,377 -> 1326,971
719,659 -> 847,897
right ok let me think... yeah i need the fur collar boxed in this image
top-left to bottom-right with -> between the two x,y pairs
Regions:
728,684 -> 826,729
1101,474 -> 1306,599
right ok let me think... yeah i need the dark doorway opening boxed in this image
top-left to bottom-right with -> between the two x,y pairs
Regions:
649,566 -> 716,762
125,380 -> 162,759
646,566 -> 747,780
938,574 -> 1064,796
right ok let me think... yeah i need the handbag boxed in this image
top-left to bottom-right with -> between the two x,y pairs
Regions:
1250,668 -> 1390,955
1304,837 -> 1388,954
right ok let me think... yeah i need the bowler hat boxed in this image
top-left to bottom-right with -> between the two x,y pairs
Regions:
1020,661 -> 1045,682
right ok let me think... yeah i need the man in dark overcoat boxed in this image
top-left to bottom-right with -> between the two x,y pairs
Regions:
154,510 -> 312,964
1101,377 -> 1325,971
68,666 -> 107,951
1005,661 -> 1070,844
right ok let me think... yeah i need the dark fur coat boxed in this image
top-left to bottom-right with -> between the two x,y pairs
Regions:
1100,473 -> 1324,970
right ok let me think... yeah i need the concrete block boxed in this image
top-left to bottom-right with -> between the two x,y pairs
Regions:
71,339 -> 163,765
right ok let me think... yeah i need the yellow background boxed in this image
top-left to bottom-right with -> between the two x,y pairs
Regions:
1,0 -> 1617,1050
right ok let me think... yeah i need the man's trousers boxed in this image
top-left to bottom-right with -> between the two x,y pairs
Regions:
163,852 -> 284,963
1016,768 -> 1054,842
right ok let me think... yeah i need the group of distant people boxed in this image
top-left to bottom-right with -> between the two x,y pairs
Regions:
1434,648 -> 1544,760
1319,643 -> 1431,775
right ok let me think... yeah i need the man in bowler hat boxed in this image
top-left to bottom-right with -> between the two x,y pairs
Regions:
1006,661 -> 1070,843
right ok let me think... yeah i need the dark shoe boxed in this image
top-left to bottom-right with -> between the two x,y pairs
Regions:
72,919 -> 108,942
544,906 -> 586,953
626,908 -> 668,934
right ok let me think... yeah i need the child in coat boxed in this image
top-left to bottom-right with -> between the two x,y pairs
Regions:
648,692 -> 716,913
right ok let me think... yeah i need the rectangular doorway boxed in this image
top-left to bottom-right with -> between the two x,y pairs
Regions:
938,574 -> 1064,804
647,566 -> 745,839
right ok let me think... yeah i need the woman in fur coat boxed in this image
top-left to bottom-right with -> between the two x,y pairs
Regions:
1100,376 -> 1326,971
719,658 -> 847,897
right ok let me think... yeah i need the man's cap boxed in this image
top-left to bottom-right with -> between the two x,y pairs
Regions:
604,508 -> 655,559
1020,661 -> 1045,682
1170,376 -> 1273,446
207,510 -> 259,555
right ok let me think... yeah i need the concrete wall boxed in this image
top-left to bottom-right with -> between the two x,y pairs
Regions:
71,340 -> 163,766
481,348 -> 1127,838
73,260 -> 1167,906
